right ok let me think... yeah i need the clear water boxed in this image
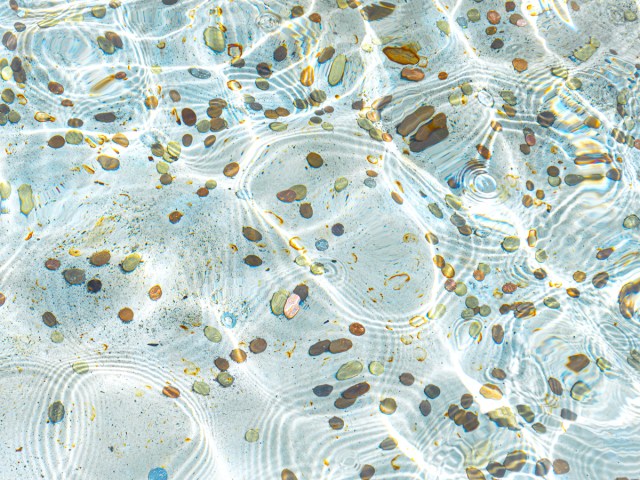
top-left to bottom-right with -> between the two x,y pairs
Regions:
1,0 -> 640,479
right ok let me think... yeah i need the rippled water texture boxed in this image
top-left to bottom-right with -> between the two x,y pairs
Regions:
2,0 -> 640,478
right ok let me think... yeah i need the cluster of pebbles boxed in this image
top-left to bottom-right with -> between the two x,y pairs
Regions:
2,0 -> 640,478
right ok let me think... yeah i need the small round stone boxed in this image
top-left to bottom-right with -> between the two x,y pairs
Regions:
118,307 -> 134,322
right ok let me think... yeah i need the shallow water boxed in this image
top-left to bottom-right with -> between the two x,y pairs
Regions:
1,0 -> 640,479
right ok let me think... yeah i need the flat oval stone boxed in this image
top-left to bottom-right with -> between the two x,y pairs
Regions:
90,250 -> 111,266
121,253 -> 141,272
63,268 -> 85,285
48,401 -> 65,423
283,294 -> 301,319
309,339 -> 330,356
312,384 -> 333,397
328,54 -> 347,86
342,382 -> 370,399
336,360 -> 363,380
193,381 -> 210,396
329,338 -> 352,354
270,289 -> 289,315
97,155 -> 120,171
204,326 -> 222,342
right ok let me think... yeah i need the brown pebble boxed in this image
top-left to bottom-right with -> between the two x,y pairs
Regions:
401,67 -> 425,81
306,152 -> 323,168
48,135 -> 66,149
360,464 -> 375,480
329,338 -> 352,354
349,322 -> 365,336
552,459 -> 570,475
45,258 -> 61,270
299,203 -> 313,218
281,469 -> 298,480
162,386 -> 180,398
181,108 -> 196,126
118,307 -> 134,322
89,250 -> 111,267
145,96 -> 158,109
487,10 -> 501,24
548,377 -> 563,395
230,349 -> 247,363
292,284 -> 309,301
244,255 -> 263,267
492,324 -> 504,344
328,416 -> 344,430
309,339 -> 330,356
42,311 -> 58,327
48,82 -> 64,94
160,173 -> 173,185
182,134 -> 193,147
223,162 -> 239,177
196,187 -> 209,197
242,226 -> 262,242
334,397 -> 356,409
566,354 -> 590,373
512,58 -> 528,72
214,357 -> 229,371
399,372 -> 415,386
342,382 -> 370,399
277,189 -> 297,203
274,45 -> 287,62
149,285 -> 162,301
249,338 -> 267,354
169,211 -> 183,224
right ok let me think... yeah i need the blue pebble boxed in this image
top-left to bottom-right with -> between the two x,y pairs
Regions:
148,467 -> 168,480
221,312 -> 237,328
315,239 -> 329,251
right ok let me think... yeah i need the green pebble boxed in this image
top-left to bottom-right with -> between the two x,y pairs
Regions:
369,361 -> 384,375
269,122 -> 287,132
8,110 -> 20,123
336,360 -> 363,380
156,161 -> 170,174
270,289 -> 289,315
48,401 -> 65,423
65,130 -> 84,145
535,249 -> 548,263
334,177 -> 349,192
469,321 -> 481,338
479,305 -> 491,317
467,8 -> 481,22
193,381 -> 210,395
461,308 -> 475,320
310,263 -> 325,275
501,236 -> 520,252
543,296 -> 560,309
596,357 -> 611,372
51,331 -> 64,343
245,429 -> 259,442
205,179 -> 217,190
72,361 -> 89,374
623,214 -> 640,229
454,282 -> 467,296
428,203 -> 443,219
465,296 -> 479,309
121,253 -> 142,272
204,326 -> 222,343
217,372 -> 234,387
444,194 -> 463,210
196,119 -> 210,133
